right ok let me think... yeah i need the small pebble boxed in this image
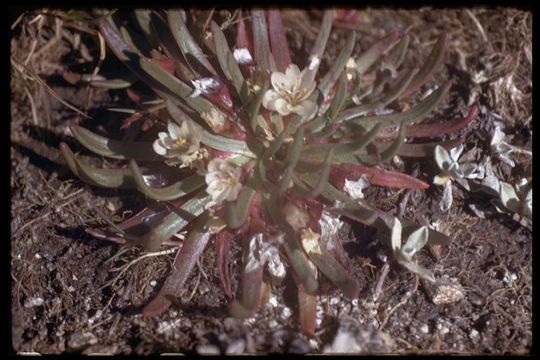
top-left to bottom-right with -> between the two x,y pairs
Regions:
196,344 -> 220,355
225,339 -> 246,354
24,296 -> 44,308
420,324 -> 429,334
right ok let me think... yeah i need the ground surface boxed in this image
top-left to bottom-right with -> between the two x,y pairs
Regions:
10,8 -> 532,354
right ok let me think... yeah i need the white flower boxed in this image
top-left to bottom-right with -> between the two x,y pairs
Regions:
205,158 -> 242,204
433,145 -> 482,212
283,202 -> 309,231
201,107 -> 227,133
343,175 -> 370,200
153,121 -> 206,169
262,64 -> 318,120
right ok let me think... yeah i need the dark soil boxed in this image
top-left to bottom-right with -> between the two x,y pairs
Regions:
10,8 -> 532,354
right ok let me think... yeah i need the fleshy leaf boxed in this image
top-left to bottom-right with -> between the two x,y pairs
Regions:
267,10 -> 292,72
355,31 -> 400,75
301,230 -> 359,300
403,33 -> 448,96
129,160 -> 204,201
143,219 -> 212,317
298,285 -> 318,336
70,125 -> 160,161
400,226 -> 429,260
60,143 -> 135,188
140,191 -> 211,251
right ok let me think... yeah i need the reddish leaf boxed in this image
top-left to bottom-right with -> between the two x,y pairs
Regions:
406,104 -> 479,138
330,164 -> 429,190
151,57 -> 176,75
143,227 -> 212,317
204,82 -> 234,113
236,15 -> 253,54
229,267 -> 264,318
397,136 -> 465,157
216,229 -> 234,299
267,10 -> 292,72
298,284 -> 317,336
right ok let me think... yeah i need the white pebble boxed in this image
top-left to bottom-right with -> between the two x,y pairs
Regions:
150,280 -> 157,287
420,324 -> 429,334
24,296 -> 44,308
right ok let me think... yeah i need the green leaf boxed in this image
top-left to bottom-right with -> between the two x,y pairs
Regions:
385,33 -> 409,70
225,182 -> 257,229
167,10 -> 217,76
349,82 -> 451,130
263,195 -> 319,293
401,226 -> 429,260
337,68 -> 417,123
301,230 -> 359,299
201,132 -> 257,158
404,34 -> 447,96
70,125 -> 161,161
328,72 -> 348,122
396,258 -> 436,282
379,122 -> 407,163
60,142 -> 135,188
129,160 -> 204,201
278,127 -> 305,192
90,74 -> 138,89
355,31 -> 400,75
211,21 -> 245,95
139,57 -> 212,114
140,190 -> 211,251
251,10 -> 275,72
318,31 -> 356,97
309,10 -> 334,66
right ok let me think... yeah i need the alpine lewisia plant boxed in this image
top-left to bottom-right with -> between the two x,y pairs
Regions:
60,9 -> 479,334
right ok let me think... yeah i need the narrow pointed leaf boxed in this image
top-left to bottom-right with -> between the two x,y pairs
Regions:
379,122 -> 407,163
278,127 -> 305,192
349,82 -> 451,130
355,31 -> 400,75
251,10 -> 274,71
211,21 -> 245,94
330,163 -> 429,190
395,136 -> 464,157
216,229 -> 233,299
310,10 -> 334,64
318,31 -> 356,97
167,10 -> 217,76
385,33 -> 409,70
328,72 -> 348,122
403,33 -> 448,96
406,105 -> 479,138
